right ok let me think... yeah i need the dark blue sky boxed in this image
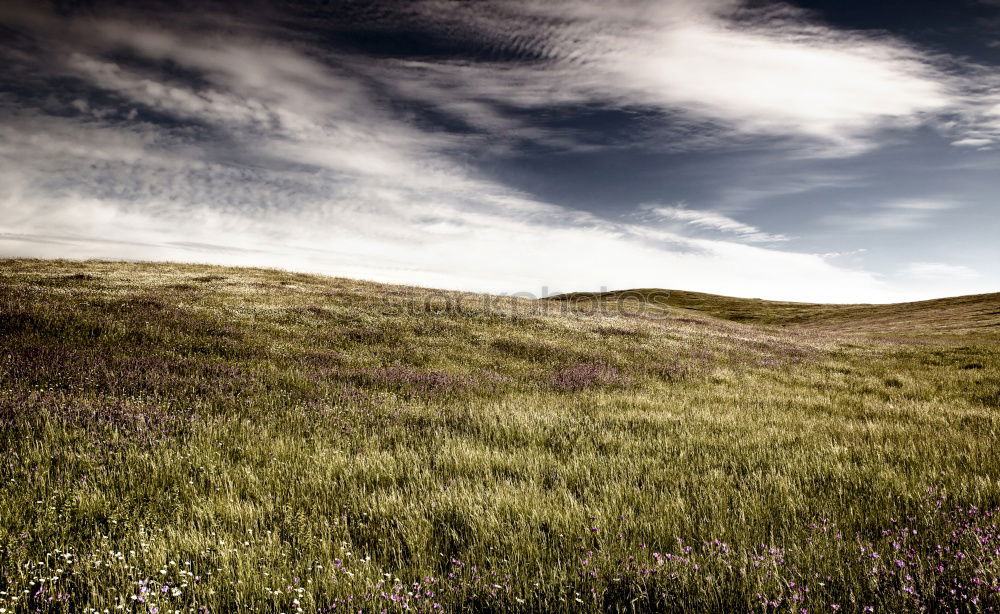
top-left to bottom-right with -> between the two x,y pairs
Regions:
1,0 -> 998,301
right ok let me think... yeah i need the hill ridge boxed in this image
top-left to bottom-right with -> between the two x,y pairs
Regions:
546,287 -> 1000,333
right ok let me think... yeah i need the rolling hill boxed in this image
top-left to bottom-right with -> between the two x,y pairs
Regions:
1,259 -> 998,613
548,287 -> 1000,334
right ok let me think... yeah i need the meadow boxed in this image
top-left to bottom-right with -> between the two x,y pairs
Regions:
0,258 -> 998,612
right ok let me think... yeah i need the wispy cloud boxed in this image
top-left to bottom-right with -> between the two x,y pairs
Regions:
824,200 -> 962,231
351,0 -> 959,156
647,205 -> 788,243
901,262 -> 982,281
947,91 -> 1000,149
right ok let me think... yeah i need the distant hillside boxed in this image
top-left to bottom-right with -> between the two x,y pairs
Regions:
547,288 -> 1000,335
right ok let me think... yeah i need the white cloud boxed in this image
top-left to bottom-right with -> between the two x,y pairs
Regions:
901,262 -> 982,281
647,205 -> 788,242
951,137 -> 995,148
824,200 -> 961,231
0,188 -> 900,303
67,53 -> 277,129
355,0 -> 956,155
945,89 -> 1000,148
892,261 -> 987,298
819,248 -> 868,259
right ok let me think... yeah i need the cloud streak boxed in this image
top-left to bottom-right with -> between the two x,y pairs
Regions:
647,205 -> 789,243
824,200 -> 961,232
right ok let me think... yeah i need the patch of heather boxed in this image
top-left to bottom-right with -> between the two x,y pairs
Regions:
354,366 -> 472,398
726,336 -> 820,366
0,343 -> 258,399
0,390 -> 193,447
550,362 -> 625,391
298,350 -> 346,369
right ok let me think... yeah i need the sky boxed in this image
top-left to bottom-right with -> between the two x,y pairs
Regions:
1,0 -> 998,303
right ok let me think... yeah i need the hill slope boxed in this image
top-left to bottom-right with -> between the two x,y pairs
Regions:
1,259 -> 998,612
548,287 -> 1000,334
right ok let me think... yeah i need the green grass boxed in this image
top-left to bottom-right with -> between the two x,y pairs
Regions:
0,258 -> 998,612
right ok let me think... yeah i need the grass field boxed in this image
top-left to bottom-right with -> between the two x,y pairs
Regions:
1,259 -> 998,612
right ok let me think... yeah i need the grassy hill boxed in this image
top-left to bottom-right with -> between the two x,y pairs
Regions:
548,288 -> 1000,334
1,259 -> 998,612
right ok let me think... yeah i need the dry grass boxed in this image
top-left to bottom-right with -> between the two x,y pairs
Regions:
1,258 -> 998,612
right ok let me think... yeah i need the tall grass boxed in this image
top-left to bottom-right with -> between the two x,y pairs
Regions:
1,259 -> 998,612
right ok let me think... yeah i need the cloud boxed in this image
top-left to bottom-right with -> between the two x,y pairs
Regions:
824,200 -> 961,231
351,0 -> 957,156
946,90 -> 1000,148
0,192 -> 899,302
66,53 -> 277,130
894,262 -> 985,298
646,205 -> 788,243
901,262 -> 982,281
819,248 -> 868,259
0,96 -> 895,302
951,137 -> 996,148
